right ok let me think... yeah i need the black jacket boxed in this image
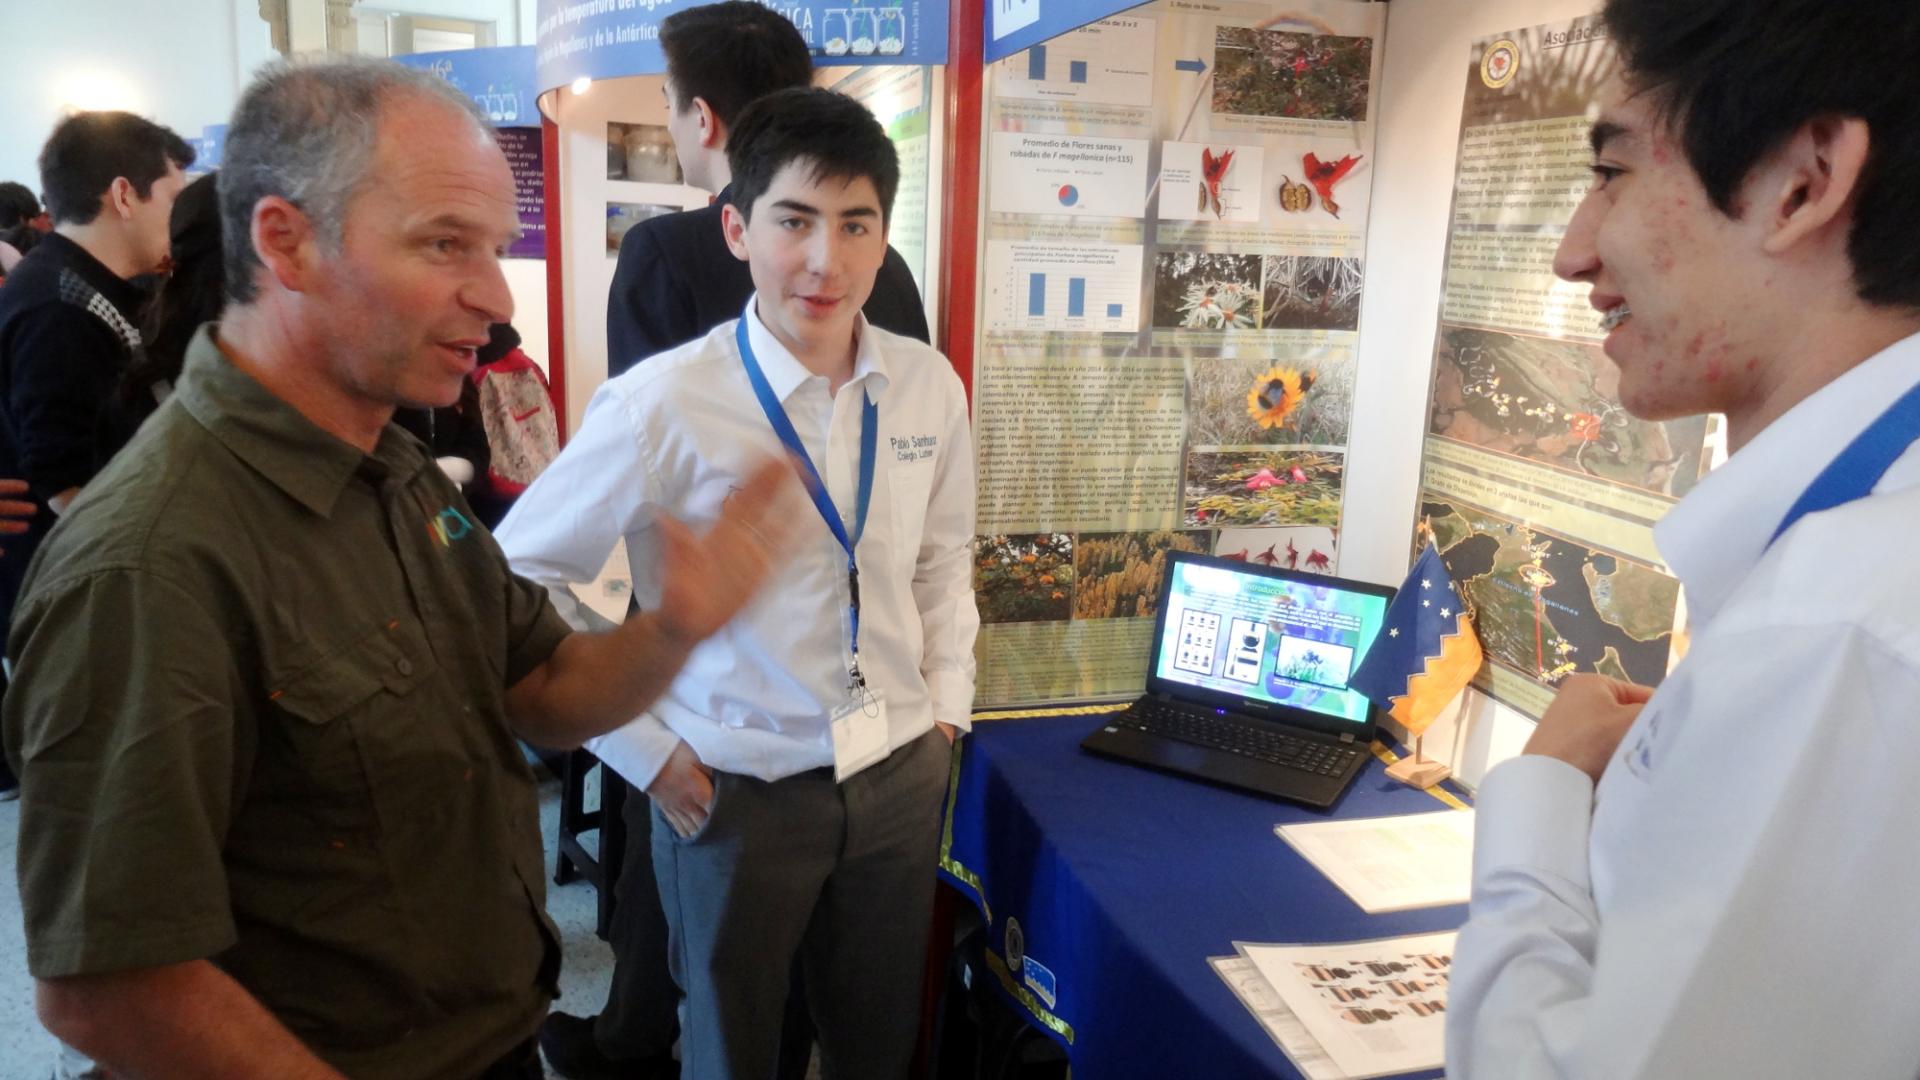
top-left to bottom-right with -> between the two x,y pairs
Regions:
606,184 -> 930,376
0,233 -> 146,631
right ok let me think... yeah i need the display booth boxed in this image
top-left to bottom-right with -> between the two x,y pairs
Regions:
518,0 -> 1702,1070
523,0 -> 1689,790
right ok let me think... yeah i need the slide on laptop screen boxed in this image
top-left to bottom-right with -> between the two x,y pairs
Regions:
1081,553 -> 1394,806
1156,557 -> 1386,729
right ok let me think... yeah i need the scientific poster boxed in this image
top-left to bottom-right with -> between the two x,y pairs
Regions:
1411,17 -> 1708,719
972,0 -> 1386,707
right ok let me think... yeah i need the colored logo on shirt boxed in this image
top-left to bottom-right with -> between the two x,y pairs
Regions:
427,505 -> 476,547
1622,704 -> 1663,780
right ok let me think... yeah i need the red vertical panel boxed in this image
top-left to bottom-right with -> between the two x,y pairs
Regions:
938,0 -> 986,405
541,115 -> 569,443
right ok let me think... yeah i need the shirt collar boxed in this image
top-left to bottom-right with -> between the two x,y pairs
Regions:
739,293 -> 890,405
174,324 -> 429,517
39,232 -> 145,322
1655,330 -> 1920,626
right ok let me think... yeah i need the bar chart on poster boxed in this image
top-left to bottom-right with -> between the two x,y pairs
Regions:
991,16 -> 1157,106
983,241 -> 1144,332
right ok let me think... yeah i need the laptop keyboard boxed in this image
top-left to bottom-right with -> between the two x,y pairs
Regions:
1116,699 -> 1365,778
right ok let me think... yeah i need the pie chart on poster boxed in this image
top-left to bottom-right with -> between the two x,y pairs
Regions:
1058,185 -> 1079,206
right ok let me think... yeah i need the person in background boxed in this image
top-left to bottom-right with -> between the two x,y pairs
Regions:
397,320 -> 559,531
500,86 -> 978,1080
0,111 -> 192,804
1447,2 -> 1920,1077
5,56 -> 794,1079
0,479 -> 32,553
0,181 -> 49,277
0,144 -> 37,597
100,169 -> 223,461
0,113 -> 190,519
0,474 -> 36,710
393,364 -> 494,511
463,321 -> 557,529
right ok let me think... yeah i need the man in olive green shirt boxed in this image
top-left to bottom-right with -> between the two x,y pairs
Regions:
3,58 -> 792,1080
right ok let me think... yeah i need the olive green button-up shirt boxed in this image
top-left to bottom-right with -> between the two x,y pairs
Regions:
5,327 -> 575,1080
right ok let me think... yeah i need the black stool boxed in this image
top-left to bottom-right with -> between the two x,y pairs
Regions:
553,748 -> 628,940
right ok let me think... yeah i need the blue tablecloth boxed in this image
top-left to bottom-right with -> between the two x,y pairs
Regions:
938,712 -> 1471,1079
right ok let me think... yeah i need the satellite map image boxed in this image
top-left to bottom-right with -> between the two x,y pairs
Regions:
1423,497 -> 1679,689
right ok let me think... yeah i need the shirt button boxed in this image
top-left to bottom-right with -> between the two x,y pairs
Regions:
396,658 -> 414,676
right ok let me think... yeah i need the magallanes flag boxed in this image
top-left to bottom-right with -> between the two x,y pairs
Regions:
1349,542 -> 1483,737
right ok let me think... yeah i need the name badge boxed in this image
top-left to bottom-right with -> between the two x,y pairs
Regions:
831,691 -> 890,781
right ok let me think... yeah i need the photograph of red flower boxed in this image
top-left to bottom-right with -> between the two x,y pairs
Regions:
1213,27 -> 1374,122
1184,450 -> 1344,528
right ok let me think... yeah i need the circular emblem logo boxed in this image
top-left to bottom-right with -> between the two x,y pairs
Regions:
1480,39 -> 1520,89
1005,917 -> 1025,972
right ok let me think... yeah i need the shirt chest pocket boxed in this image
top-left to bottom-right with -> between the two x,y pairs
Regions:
262,621 -> 443,832
887,459 -> 936,569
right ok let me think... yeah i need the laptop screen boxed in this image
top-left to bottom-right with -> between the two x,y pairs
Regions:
1151,554 -> 1392,727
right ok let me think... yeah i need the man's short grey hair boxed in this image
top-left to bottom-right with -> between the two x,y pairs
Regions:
219,55 -> 490,304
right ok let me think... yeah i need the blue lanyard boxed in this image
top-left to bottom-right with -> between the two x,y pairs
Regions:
736,316 -> 879,679
1768,377 -> 1920,548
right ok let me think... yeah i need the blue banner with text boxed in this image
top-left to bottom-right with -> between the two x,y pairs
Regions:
535,0 -> 948,95
395,45 -> 541,127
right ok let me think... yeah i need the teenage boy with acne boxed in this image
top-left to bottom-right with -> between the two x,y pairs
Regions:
498,87 -> 978,1080
1448,1 -> 1920,1076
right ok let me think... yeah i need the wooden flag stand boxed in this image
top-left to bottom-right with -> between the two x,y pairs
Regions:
1386,735 -> 1451,789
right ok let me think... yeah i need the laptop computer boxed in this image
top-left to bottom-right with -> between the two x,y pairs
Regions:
1080,550 -> 1396,808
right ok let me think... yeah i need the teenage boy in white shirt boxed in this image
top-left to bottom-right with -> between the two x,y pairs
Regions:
1447,1 -> 1920,1077
497,87 -> 977,1079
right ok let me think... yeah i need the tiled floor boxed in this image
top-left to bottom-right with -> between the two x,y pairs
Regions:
0,769 -> 619,1080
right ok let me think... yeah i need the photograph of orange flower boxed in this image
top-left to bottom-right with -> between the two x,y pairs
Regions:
974,533 -> 1075,624
1186,355 -> 1355,448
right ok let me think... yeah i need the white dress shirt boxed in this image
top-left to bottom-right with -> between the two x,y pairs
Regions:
495,298 -> 979,789
1448,332 -> 1920,1079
